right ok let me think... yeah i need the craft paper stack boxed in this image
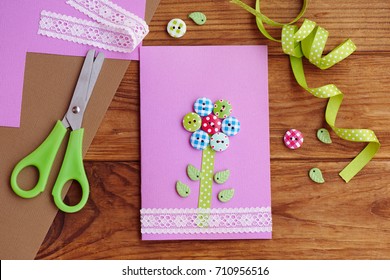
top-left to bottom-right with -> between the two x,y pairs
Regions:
0,0 -> 146,128
0,0 -> 160,260
140,46 -> 272,240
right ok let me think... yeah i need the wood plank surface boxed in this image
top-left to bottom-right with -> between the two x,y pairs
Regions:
37,160 -> 390,259
37,0 -> 390,259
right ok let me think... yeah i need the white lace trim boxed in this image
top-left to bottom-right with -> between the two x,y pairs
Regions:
38,0 -> 149,53
141,207 -> 272,234
66,0 -> 148,43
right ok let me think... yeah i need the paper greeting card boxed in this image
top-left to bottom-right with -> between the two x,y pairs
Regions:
140,46 -> 272,240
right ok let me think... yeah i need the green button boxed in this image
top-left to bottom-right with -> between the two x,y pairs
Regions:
213,99 -> 232,118
183,112 -> 201,132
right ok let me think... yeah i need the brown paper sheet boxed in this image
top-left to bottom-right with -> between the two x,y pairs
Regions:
0,0 -> 159,260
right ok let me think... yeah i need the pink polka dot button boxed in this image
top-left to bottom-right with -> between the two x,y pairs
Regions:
201,114 -> 222,135
283,129 -> 304,149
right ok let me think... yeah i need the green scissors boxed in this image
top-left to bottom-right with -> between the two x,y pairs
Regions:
10,50 -> 105,213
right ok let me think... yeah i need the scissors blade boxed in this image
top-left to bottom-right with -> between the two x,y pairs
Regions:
85,52 -> 104,103
62,50 -> 105,130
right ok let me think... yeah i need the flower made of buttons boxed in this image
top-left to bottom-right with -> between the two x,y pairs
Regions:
182,97 -> 240,152
177,98 -> 241,209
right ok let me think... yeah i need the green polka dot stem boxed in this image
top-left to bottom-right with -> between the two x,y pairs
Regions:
198,145 -> 215,209
231,0 -> 380,183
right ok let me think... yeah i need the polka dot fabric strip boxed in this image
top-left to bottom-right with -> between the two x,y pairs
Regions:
286,23 -> 380,182
282,20 -> 357,70
198,146 -> 216,209
231,0 -> 380,183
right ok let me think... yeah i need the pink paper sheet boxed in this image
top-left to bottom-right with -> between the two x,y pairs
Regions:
140,46 -> 272,240
0,0 -> 146,127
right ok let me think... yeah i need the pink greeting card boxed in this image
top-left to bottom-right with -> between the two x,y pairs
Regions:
140,46 -> 272,240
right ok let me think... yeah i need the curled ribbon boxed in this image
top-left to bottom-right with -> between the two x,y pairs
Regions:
231,0 -> 380,182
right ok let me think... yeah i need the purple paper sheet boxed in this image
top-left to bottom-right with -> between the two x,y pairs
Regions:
140,46 -> 272,240
0,0 -> 146,127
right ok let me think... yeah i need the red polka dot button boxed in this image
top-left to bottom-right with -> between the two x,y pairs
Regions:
283,129 -> 304,149
201,114 -> 222,135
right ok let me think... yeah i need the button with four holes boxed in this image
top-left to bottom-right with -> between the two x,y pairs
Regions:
283,129 -> 304,149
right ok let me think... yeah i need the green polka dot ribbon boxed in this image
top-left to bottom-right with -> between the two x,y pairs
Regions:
231,0 -> 380,182
199,146 -> 216,209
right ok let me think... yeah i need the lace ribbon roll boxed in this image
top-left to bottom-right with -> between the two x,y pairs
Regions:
38,0 -> 149,53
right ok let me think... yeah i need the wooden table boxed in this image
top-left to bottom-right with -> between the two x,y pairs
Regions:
36,0 -> 390,259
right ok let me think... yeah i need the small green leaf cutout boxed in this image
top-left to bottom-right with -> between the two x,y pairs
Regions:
187,164 -> 200,181
176,181 -> 190,197
317,128 -> 332,144
214,170 -> 230,184
188,12 -> 207,25
218,189 -> 235,202
309,168 -> 325,184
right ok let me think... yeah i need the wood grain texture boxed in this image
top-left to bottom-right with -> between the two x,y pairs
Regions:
37,161 -> 390,259
37,0 -> 390,259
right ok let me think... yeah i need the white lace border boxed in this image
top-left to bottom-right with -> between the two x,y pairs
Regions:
141,207 -> 272,234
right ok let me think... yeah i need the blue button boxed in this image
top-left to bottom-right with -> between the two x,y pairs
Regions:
194,97 -> 213,117
222,116 -> 241,136
210,132 -> 230,152
190,130 -> 210,150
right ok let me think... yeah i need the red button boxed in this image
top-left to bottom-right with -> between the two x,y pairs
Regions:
201,114 -> 222,135
283,129 -> 304,149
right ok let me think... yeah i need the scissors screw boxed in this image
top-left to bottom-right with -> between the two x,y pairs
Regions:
72,106 -> 81,114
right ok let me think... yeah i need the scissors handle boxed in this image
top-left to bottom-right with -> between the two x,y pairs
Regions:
52,128 -> 89,213
10,121 -> 67,198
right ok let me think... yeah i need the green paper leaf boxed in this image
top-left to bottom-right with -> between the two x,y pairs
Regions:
214,170 -> 230,184
188,12 -> 207,25
176,181 -> 190,198
309,168 -> 325,184
187,164 -> 200,181
218,189 -> 235,202
317,128 -> 332,144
